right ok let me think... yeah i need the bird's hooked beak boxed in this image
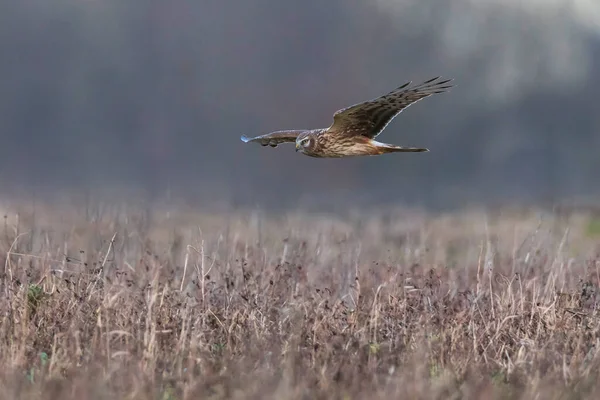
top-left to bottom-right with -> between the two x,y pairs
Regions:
295,142 -> 300,152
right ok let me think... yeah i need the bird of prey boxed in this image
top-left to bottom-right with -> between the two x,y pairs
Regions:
240,76 -> 453,158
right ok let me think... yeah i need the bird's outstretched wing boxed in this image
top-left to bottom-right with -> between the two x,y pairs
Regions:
327,77 -> 453,139
240,130 -> 305,147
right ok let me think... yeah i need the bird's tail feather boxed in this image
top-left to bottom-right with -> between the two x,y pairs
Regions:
373,140 -> 429,153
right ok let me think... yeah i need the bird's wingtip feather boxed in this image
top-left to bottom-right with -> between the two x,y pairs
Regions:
240,135 -> 251,143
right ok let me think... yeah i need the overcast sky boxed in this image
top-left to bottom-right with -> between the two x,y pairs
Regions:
1,0 -> 599,210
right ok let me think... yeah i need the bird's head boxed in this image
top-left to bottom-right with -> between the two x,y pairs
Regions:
295,132 -> 316,155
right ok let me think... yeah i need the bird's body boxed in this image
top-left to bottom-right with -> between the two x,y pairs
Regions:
241,76 -> 453,158
290,129 -> 428,158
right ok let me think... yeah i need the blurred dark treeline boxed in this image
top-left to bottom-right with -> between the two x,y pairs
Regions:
1,0 -> 599,210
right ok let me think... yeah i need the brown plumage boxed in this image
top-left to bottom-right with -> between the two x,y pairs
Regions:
241,76 -> 453,158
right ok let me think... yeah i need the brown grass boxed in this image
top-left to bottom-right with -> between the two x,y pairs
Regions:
1,197 -> 600,399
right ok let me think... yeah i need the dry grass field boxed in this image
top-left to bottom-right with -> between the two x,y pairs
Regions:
1,196 -> 600,399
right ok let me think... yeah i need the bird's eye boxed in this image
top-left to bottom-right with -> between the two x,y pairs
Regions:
301,138 -> 311,147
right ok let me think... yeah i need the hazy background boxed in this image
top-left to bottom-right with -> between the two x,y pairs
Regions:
1,0 -> 599,211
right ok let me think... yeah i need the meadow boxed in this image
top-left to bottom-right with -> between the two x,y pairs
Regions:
1,195 -> 600,399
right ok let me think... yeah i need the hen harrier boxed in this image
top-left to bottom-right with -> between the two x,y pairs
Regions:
240,76 -> 453,158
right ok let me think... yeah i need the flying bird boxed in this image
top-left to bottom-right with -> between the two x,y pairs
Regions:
240,76 -> 453,158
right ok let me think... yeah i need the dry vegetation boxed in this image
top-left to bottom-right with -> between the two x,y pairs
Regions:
1,196 -> 600,399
